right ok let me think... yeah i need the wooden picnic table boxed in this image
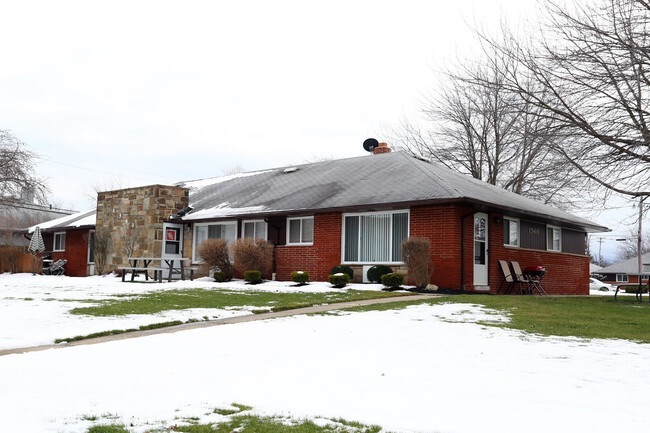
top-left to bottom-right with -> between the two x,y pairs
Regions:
119,257 -> 197,283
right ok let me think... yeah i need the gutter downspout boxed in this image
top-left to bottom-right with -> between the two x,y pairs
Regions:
460,212 -> 475,290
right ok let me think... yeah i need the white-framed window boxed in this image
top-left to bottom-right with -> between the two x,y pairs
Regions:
546,225 -> 561,251
243,219 -> 267,240
192,221 -> 237,262
53,232 -> 66,252
616,273 -> 629,283
287,216 -> 314,245
504,217 -> 519,247
342,210 -> 409,263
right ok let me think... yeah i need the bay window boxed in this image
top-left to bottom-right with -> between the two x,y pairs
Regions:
343,210 -> 409,263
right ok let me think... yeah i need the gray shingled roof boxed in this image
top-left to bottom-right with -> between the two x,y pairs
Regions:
177,151 -> 607,232
597,252 -> 650,274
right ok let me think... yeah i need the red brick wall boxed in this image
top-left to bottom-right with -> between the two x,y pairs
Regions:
273,205 -> 589,295
409,205 -> 475,289
50,229 -> 90,277
275,212 -> 342,281
489,213 -> 589,295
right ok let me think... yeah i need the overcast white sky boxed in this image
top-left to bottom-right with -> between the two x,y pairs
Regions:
0,0 -> 643,260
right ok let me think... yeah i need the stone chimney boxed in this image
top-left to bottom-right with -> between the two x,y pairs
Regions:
373,142 -> 391,155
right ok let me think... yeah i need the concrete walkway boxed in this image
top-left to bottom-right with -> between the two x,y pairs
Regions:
0,293 -> 442,357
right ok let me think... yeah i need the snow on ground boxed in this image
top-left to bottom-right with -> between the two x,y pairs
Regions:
1,274 -> 649,433
0,273 -> 385,350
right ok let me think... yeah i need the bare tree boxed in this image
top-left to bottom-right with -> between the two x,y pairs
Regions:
480,0 -> 650,199
391,46 -> 583,208
617,228 -> 650,259
0,129 -> 47,206
93,227 -> 112,275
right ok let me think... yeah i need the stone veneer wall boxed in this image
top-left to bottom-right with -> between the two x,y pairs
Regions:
95,185 -> 189,273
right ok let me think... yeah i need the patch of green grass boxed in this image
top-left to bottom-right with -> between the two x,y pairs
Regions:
345,295 -> 650,343
86,425 -> 129,433
68,288 -> 409,317
170,414 -> 383,433
212,403 -> 253,416
55,320 -> 199,343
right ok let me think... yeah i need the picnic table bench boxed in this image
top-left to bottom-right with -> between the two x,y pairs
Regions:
119,257 -> 198,283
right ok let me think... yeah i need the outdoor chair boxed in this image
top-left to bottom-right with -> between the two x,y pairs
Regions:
510,261 -> 535,295
498,260 -> 515,294
43,259 -> 67,276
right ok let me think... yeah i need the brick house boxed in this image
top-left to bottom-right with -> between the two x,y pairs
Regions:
595,252 -> 650,287
23,209 -> 96,277
165,150 -> 605,294
26,150 -> 608,294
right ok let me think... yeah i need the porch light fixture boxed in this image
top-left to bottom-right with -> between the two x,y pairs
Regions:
494,217 -> 501,224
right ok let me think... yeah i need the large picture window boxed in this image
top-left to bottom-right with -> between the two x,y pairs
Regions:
287,216 -> 314,245
192,222 -> 237,261
343,210 -> 408,263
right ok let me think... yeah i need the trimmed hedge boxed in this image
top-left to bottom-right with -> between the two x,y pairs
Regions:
622,284 -> 649,293
291,271 -> 310,285
213,271 -> 228,282
330,265 -> 354,279
244,270 -> 262,284
381,272 -> 404,289
367,265 -> 393,283
328,273 -> 350,288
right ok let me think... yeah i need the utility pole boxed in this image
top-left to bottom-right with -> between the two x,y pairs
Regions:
638,196 -> 647,275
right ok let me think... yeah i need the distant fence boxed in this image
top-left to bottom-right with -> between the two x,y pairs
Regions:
0,246 -> 42,274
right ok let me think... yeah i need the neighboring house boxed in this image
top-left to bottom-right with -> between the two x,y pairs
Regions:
24,148 -> 608,294
23,209 -> 96,277
596,252 -> 650,286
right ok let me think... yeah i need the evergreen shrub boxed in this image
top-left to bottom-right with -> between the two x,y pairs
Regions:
381,272 -> 404,289
244,270 -> 262,284
367,264 -> 393,283
328,273 -> 349,288
291,271 -> 309,285
330,265 -> 354,279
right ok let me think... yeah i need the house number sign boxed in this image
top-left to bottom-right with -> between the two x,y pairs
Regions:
528,227 -> 541,236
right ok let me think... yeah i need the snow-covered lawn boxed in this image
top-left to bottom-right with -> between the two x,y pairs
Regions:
0,273 -> 384,350
1,273 -> 649,433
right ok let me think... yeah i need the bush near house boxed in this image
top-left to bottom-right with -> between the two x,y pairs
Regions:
0,246 -> 41,274
328,273 -> 349,288
330,265 -> 354,280
231,238 -> 274,278
244,270 -> 262,284
381,273 -> 404,289
621,284 -> 649,293
213,271 -> 228,282
196,238 -> 234,281
401,237 -> 433,288
291,271 -> 309,285
367,265 -> 393,283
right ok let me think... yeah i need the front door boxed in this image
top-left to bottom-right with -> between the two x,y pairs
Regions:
162,223 -> 183,279
162,223 -> 183,259
473,213 -> 488,287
